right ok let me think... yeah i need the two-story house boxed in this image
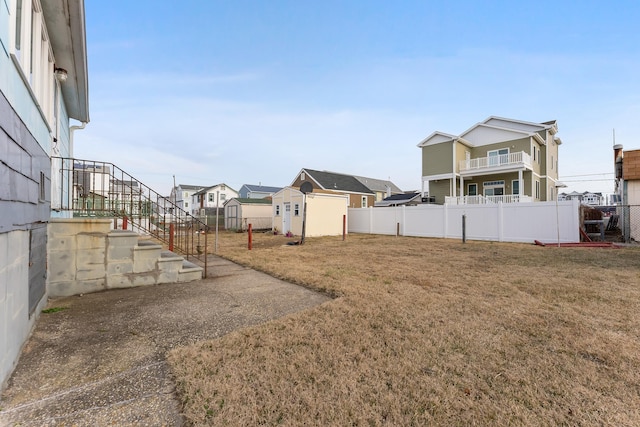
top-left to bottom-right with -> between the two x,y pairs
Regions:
170,184 -> 204,212
418,117 -> 562,204
1,0 -> 89,387
192,183 -> 238,215
238,184 -> 283,199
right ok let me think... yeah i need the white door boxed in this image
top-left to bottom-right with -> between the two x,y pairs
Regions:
283,203 -> 291,234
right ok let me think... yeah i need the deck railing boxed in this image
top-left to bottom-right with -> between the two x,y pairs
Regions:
459,151 -> 531,172
445,195 -> 533,205
52,157 -> 208,276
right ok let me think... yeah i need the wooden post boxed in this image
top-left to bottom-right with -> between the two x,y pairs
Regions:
396,222 -> 400,237
248,223 -> 252,250
342,215 -> 346,241
169,223 -> 175,251
462,214 -> 466,243
123,215 -> 128,230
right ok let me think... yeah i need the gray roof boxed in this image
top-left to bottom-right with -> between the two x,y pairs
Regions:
353,175 -> 402,194
230,198 -> 272,205
303,169 -> 373,194
178,184 -> 205,191
242,184 -> 283,193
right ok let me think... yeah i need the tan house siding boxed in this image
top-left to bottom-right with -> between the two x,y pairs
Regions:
429,181 -> 451,204
422,142 -> 453,176
624,150 -> 640,180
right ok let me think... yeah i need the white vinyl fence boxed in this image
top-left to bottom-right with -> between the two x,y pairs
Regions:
348,199 -> 580,244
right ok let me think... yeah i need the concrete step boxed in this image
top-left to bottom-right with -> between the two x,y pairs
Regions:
178,260 -> 204,282
133,240 -> 163,273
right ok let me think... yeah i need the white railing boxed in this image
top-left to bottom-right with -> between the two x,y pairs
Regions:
445,195 -> 533,205
460,151 -> 531,172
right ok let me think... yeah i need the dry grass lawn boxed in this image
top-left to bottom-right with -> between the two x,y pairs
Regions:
168,232 -> 640,426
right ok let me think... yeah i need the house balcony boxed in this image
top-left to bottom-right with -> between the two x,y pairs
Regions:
459,151 -> 532,176
445,195 -> 533,205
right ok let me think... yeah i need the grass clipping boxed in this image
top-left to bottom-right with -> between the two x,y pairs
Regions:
168,233 -> 640,426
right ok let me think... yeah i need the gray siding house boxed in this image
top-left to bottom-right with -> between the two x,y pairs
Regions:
1,0 -> 90,388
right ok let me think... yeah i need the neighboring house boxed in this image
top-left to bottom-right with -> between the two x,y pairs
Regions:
353,175 -> 403,202
272,187 -> 349,237
291,168 -> 375,208
192,183 -> 238,215
238,184 -> 283,199
374,192 -> 422,207
614,145 -> 640,241
558,191 -> 604,206
1,0 -> 89,388
170,184 -> 204,211
224,198 -> 273,231
418,116 -> 562,204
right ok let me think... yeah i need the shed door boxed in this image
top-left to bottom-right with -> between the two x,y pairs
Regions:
283,203 -> 291,234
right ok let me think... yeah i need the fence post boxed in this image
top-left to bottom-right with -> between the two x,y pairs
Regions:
248,223 -> 252,250
169,223 -> 175,252
123,215 -> 128,230
462,214 -> 466,243
343,215 -> 346,241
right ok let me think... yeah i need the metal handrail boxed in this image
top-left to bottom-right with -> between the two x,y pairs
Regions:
51,157 -> 208,276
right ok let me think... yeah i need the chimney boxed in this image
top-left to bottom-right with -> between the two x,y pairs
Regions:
614,144 -> 623,179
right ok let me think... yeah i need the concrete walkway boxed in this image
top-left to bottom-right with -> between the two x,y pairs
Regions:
0,256 -> 330,426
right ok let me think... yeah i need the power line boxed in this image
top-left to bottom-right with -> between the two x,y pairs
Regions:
560,179 -> 614,182
559,173 -> 613,178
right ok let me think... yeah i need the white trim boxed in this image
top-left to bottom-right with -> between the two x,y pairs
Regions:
422,173 -> 455,182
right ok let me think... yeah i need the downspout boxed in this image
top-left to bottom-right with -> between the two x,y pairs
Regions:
69,122 -> 87,157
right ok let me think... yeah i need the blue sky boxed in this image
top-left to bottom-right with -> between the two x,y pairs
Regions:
74,1 -> 640,197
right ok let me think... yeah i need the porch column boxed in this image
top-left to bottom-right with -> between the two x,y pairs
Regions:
452,175 -> 456,198
518,170 -> 523,201
422,179 -> 430,198
460,175 -> 464,200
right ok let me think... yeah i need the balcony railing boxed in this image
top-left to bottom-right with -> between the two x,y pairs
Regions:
445,195 -> 533,205
459,151 -> 531,172
52,157 -> 208,276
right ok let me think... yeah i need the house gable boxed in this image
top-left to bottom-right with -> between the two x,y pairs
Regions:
417,131 -> 459,147
461,124 -> 544,147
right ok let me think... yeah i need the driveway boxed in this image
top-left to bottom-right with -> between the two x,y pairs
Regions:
0,256 -> 330,426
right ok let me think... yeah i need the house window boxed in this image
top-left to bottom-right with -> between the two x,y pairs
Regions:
208,193 -> 214,202
184,191 -> 189,199
532,145 -> 536,162
551,155 -> 554,170
185,201 -> 189,208
488,148 -> 509,166
275,205 -> 280,216
535,181 -> 540,199
537,148 -> 540,164
221,185 -> 226,190
483,180 -> 505,197
468,183 -> 477,196
362,196 -> 367,208
11,1 -> 55,126
512,180 -> 519,195
220,194 -> 226,201
301,172 -> 305,181
294,204 -> 299,216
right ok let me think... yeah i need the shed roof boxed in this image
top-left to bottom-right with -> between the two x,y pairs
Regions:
301,169 -> 373,194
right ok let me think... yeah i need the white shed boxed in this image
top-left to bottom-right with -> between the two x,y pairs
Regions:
224,198 -> 273,231
272,187 -> 349,237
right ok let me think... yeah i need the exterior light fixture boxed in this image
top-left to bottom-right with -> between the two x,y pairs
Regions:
555,181 -> 568,247
54,68 -> 68,83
